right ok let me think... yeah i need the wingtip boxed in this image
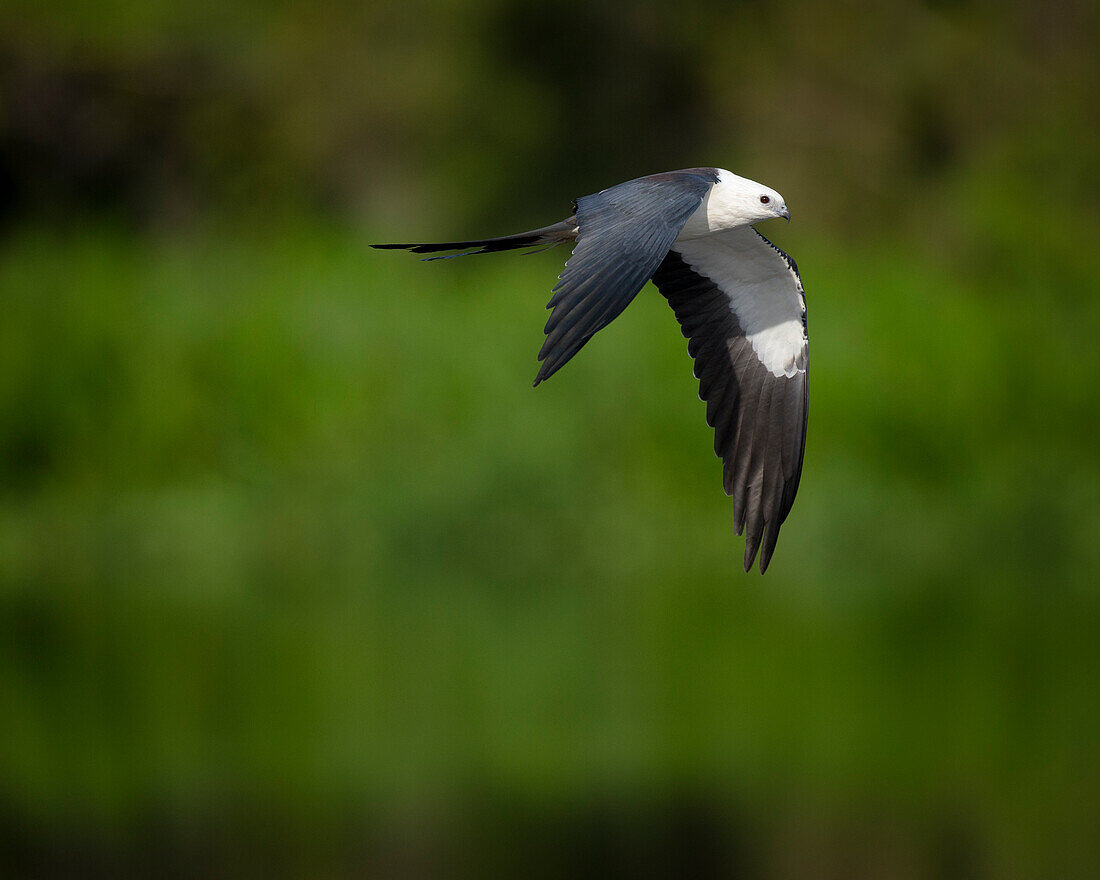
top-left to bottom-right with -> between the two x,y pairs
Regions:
531,357 -> 561,387
743,530 -> 763,573
758,521 -> 780,574
742,549 -> 770,574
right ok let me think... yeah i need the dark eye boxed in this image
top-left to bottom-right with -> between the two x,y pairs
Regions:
760,195 -> 770,204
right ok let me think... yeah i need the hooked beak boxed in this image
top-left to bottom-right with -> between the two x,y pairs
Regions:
779,205 -> 791,222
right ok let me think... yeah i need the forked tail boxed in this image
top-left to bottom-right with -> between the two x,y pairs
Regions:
371,218 -> 576,260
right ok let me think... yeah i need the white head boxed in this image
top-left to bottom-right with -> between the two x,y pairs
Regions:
713,169 -> 789,224
678,168 -> 790,238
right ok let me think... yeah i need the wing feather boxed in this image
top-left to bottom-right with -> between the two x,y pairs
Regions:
533,168 -> 719,385
651,232 -> 808,573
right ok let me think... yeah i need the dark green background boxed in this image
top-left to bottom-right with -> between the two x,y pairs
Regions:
2,1 -> 1099,876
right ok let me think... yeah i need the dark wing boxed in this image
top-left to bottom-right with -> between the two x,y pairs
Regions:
534,168 -> 719,385
651,227 -> 808,573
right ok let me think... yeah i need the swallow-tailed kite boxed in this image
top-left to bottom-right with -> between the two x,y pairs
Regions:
374,168 -> 808,572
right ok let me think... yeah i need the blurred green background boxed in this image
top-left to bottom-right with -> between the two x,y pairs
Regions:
2,0 -> 1099,876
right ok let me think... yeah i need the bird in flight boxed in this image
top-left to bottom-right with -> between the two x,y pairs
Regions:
374,168 -> 807,573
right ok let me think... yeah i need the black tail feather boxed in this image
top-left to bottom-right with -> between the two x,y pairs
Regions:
372,218 -> 576,260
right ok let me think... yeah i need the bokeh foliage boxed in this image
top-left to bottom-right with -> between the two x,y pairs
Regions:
1,1 -> 1099,877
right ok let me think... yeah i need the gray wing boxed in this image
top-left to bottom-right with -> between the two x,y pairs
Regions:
533,168 -> 719,385
651,229 -> 809,573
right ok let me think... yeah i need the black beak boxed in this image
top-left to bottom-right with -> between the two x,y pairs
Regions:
780,206 -> 791,222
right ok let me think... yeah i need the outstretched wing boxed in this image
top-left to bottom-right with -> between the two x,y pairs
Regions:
534,168 -> 719,385
651,226 -> 808,573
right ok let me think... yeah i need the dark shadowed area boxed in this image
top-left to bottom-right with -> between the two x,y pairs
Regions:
2,0 -> 1099,877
